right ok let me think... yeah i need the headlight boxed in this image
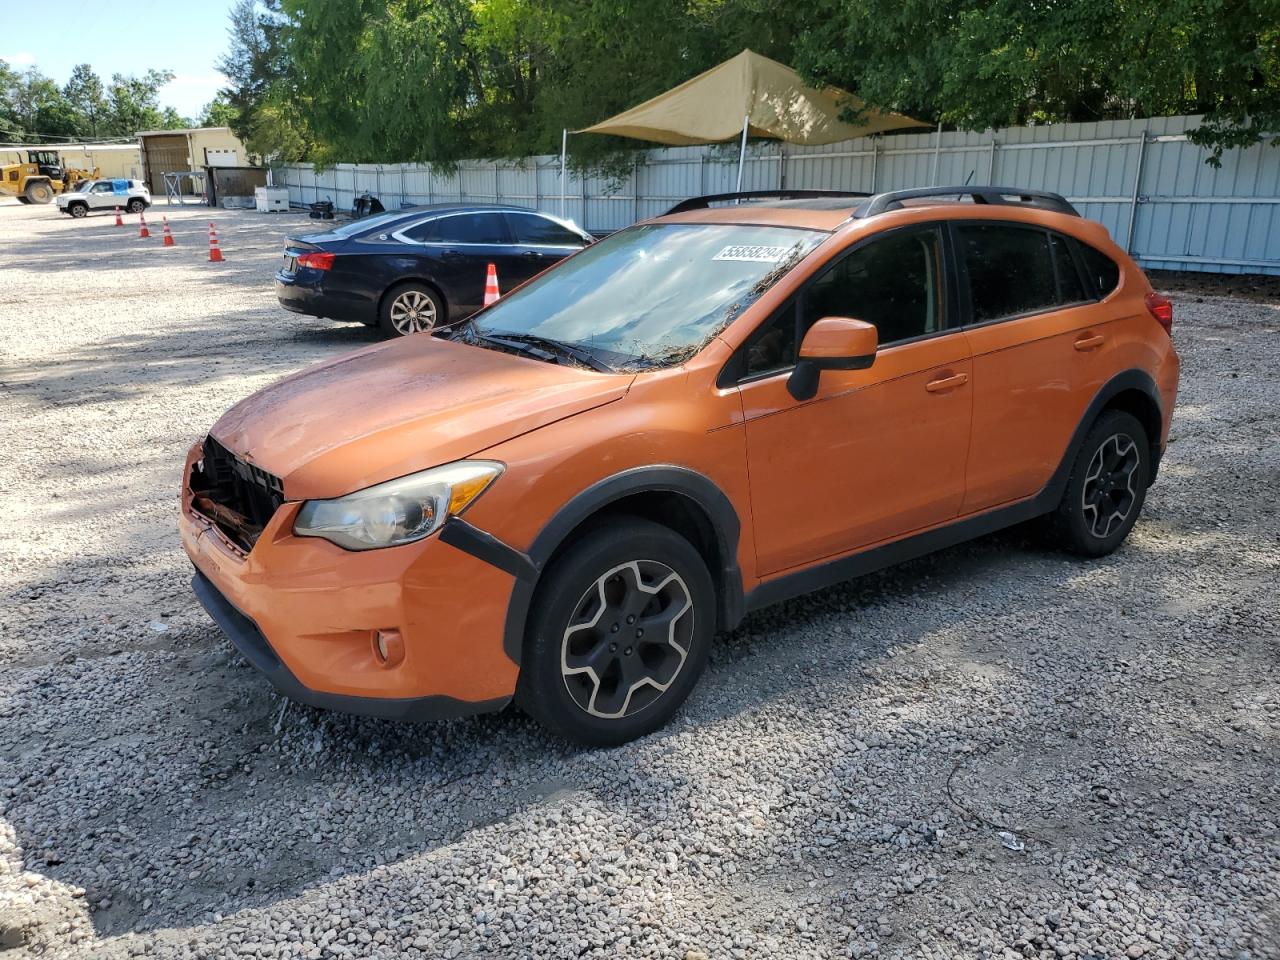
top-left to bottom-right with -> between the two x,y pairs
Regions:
293,460 -> 502,551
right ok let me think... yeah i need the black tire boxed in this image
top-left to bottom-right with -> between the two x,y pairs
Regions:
16,196 -> 31,205
1045,410 -> 1150,557
68,202 -> 88,219
24,180 -> 54,204
378,282 -> 444,337
516,517 -> 716,746
126,198 -> 146,214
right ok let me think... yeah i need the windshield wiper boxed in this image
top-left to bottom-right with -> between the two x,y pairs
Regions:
477,329 -> 617,373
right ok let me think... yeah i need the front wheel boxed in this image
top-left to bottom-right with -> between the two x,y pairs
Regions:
379,282 -> 443,337
1045,410 -> 1150,557
126,198 -> 146,214
516,517 -> 716,746
24,180 -> 54,204
69,203 -> 88,219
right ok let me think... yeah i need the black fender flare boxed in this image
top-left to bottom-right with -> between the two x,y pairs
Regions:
1047,368 -> 1165,499
498,465 -> 744,665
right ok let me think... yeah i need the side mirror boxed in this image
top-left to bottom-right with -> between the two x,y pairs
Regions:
787,317 -> 878,401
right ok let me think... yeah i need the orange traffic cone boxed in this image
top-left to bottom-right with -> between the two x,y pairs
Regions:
208,222 -> 224,263
114,206 -> 123,227
483,263 -> 500,306
138,211 -> 150,239
162,217 -> 174,247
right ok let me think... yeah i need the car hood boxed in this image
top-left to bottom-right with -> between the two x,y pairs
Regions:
208,336 -> 634,500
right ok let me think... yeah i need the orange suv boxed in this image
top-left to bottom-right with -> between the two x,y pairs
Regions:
182,186 -> 1179,745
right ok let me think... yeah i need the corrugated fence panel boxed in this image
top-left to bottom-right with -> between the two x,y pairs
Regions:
273,113 -> 1280,273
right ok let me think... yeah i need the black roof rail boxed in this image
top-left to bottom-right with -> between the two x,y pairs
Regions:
665,189 -> 872,215
861,185 -> 1080,217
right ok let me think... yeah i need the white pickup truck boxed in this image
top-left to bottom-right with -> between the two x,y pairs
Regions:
57,179 -> 152,218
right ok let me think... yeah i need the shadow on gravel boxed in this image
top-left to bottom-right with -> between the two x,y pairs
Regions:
0,311 -> 381,406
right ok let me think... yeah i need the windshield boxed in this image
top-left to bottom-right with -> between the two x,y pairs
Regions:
470,222 -> 824,369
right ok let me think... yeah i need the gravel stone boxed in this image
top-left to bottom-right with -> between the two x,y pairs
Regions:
1,199 -> 1278,958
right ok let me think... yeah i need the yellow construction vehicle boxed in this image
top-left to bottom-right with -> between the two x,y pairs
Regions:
0,150 -> 100,204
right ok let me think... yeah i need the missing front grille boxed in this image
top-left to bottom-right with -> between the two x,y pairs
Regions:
190,437 -> 286,551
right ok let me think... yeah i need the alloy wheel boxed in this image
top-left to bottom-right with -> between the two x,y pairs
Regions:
560,560 -> 694,719
1081,433 -> 1140,538
389,290 -> 437,335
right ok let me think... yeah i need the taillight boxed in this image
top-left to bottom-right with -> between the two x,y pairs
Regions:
1145,291 -> 1173,335
298,251 -> 335,271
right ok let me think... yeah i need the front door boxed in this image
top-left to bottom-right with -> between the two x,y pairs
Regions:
735,225 -> 973,576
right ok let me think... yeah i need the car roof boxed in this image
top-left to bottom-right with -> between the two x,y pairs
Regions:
393,202 -> 556,217
650,187 -> 1082,232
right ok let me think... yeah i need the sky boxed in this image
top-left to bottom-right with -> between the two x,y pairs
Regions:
1,0 -> 238,120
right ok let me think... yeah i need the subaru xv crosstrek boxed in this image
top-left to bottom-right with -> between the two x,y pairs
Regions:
182,185 -> 1180,746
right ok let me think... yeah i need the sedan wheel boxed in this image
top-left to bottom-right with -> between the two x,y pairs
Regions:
381,285 -> 441,337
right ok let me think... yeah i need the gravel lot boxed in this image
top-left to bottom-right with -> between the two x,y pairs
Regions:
0,197 -> 1277,960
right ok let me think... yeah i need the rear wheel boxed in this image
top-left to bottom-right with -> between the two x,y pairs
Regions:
516,518 -> 716,746
126,198 -> 146,214
24,180 -> 54,204
1046,410 -> 1149,557
379,282 -> 443,337
68,202 -> 88,219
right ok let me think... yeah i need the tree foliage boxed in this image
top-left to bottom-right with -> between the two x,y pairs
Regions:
214,0 -> 1279,168
0,59 -> 189,143
791,0 -> 1280,164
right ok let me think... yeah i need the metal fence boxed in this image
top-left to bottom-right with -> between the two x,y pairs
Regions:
273,114 -> 1280,275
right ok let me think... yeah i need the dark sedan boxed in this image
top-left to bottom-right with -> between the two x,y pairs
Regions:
275,203 -> 594,337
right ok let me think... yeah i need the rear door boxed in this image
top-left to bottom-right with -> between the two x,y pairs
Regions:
411,212 -> 520,316
955,222 -> 1109,512
503,212 -> 590,285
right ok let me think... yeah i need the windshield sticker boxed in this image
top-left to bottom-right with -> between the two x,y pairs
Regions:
713,244 -> 791,263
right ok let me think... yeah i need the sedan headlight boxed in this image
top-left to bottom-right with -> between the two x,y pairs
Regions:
293,461 -> 502,551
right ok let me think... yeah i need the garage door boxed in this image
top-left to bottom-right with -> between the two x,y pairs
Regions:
143,136 -> 188,193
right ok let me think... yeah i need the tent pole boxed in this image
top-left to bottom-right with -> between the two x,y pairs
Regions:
560,128 -> 568,218
931,121 -> 943,185
735,114 -> 749,195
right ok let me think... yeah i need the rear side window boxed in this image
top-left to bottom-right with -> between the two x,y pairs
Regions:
507,213 -> 584,246
403,219 -> 441,242
435,213 -> 512,245
958,224 -> 1059,323
1050,233 -> 1087,303
1078,243 -> 1121,297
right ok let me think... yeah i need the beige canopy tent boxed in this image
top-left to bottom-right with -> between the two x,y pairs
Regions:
568,49 -> 929,202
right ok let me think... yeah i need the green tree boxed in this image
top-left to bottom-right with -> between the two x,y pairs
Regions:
199,91 -> 238,127
218,0 -> 311,160
791,0 -> 1280,164
63,64 -> 107,138
104,69 -> 183,136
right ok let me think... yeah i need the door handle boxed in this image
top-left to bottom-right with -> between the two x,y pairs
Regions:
925,372 -> 969,393
1074,333 -> 1105,351
521,250 -> 543,259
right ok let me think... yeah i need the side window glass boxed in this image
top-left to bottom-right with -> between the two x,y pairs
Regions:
1078,243 -> 1120,298
1050,233 -> 1087,303
436,213 -> 511,245
509,213 -> 584,246
958,224 -> 1057,322
403,219 -> 440,242
92,183 -> 112,193
805,228 -> 944,345
742,300 -> 799,378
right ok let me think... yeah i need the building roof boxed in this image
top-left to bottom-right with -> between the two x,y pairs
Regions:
136,127 -> 236,137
